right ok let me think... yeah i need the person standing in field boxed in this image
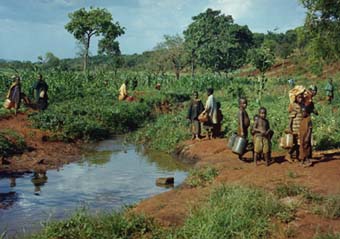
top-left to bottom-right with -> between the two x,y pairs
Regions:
252,107 -> 273,166
287,87 -> 304,162
203,88 -> 217,140
299,106 -> 313,167
187,91 -> 204,140
237,97 -> 250,160
32,74 -> 49,110
6,75 -> 22,115
325,79 -> 334,104
214,101 -> 224,138
118,80 -> 128,101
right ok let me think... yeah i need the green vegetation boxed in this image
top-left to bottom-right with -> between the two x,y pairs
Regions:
274,183 -> 340,220
275,183 -> 308,198
65,7 -> 124,72
314,232 -> 340,239
313,194 -> 340,219
129,109 -> 189,153
171,185 -> 293,239
28,208 -> 160,239
185,166 -> 219,187
0,129 -> 26,157
26,185 -> 295,239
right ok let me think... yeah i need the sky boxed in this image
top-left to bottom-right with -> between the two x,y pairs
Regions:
0,0 -> 306,61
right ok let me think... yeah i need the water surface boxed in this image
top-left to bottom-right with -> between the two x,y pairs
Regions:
0,138 -> 188,237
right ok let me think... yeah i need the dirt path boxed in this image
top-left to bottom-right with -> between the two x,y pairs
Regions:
134,138 -> 340,238
0,113 -> 80,174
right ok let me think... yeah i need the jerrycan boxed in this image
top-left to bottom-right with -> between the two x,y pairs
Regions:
280,133 -> 293,149
232,136 -> 247,155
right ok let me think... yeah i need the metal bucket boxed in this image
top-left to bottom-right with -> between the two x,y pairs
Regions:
280,133 -> 293,149
227,133 -> 237,149
232,136 -> 247,155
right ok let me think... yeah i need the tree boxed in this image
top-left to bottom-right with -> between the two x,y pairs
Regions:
65,7 -> 124,72
44,52 -> 60,68
155,35 -> 187,80
183,9 -> 253,76
249,47 -> 275,104
300,0 -> 340,62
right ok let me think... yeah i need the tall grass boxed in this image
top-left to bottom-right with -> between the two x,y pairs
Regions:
27,208 -> 160,239
24,185 -> 294,239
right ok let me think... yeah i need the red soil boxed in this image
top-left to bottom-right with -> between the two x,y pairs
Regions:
0,112 -> 80,173
134,138 -> 340,238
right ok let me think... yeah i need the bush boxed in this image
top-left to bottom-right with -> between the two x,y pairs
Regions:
0,129 -> 27,157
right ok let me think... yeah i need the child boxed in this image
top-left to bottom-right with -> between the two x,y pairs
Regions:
187,91 -> 204,140
213,101 -> 223,138
251,114 -> 260,159
299,106 -> 313,167
253,107 -> 272,166
287,93 -> 304,162
237,98 -> 250,160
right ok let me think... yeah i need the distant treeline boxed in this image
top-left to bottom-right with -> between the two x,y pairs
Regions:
1,0 -> 339,76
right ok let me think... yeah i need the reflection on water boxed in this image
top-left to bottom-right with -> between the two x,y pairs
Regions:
0,138 -> 187,237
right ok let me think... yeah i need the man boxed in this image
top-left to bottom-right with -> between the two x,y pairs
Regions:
32,74 -> 49,110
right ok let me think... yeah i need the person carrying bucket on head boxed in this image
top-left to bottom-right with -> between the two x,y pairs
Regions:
286,85 -> 305,163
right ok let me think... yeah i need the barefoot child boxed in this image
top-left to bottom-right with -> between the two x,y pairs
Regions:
253,107 -> 272,166
214,101 -> 223,138
187,91 -> 204,140
237,98 -> 250,160
299,106 -> 313,167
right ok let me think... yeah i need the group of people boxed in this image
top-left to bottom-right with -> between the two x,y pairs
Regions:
187,79 -> 335,167
187,88 -> 223,140
4,74 -> 49,114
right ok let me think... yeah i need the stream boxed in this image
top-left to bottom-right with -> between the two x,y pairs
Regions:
0,138 -> 188,237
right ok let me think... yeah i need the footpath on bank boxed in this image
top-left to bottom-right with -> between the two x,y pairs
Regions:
134,138 -> 340,238
1,113 -> 340,238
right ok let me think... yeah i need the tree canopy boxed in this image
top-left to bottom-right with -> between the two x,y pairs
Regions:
183,9 -> 253,74
301,0 -> 340,62
65,7 -> 124,72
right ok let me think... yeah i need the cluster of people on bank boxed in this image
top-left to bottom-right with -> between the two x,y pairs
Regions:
187,79 -> 335,167
3,74 -> 49,114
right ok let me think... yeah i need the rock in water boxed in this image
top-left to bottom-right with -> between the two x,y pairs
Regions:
156,177 -> 174,186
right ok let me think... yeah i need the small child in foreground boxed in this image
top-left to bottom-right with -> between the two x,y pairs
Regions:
252,107 -> 273,166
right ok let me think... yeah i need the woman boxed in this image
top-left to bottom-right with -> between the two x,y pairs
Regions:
6,76 -> 22,115
187,91 -> 204,140
203,88 -> 217,139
